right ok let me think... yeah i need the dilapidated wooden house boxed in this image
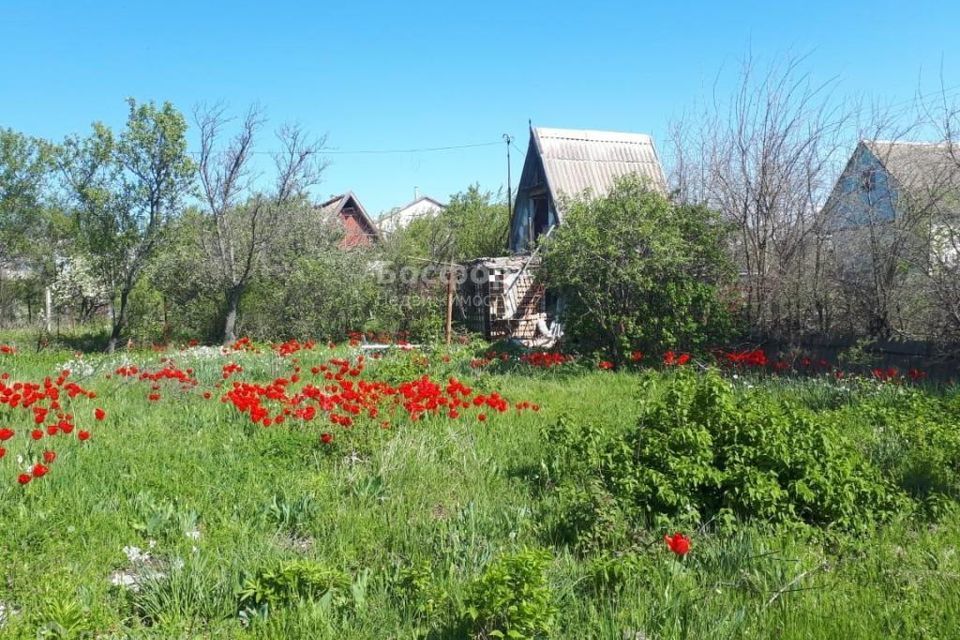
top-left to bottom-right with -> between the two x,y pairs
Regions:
319,192 -> 382,249
458,126 -> 667,345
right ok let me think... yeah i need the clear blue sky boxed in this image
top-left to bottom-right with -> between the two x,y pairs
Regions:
2,0 -> 958,215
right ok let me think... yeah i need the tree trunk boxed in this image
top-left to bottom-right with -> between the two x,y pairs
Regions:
222,285 -> 242,345
106,288 -> 131,353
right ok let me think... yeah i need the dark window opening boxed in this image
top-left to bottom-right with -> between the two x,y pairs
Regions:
532,196 -> 550,241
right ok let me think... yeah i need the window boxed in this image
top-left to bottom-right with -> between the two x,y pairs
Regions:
532,196 -> 550,238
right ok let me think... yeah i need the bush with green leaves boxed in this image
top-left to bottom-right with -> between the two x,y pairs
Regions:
543,369 -> 907,549
237,560 -> 351,619
540,176 -> 735,365
462,548 -> 556,639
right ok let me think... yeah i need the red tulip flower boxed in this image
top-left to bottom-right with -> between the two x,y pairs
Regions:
78,430 -> 91,442
31,429 -> 43,440
664,532 -> 691,556
43,450 -> 57,463
94,408 -> 106,421
31,463 -> 49,478
17,473 -> 31,485
320,433 -> 333,445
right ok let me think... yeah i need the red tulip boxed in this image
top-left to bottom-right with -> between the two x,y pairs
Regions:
320,433 -> 333,445
664,532 -> 691,556
78,431 -> 91,441
17,473 -> 31,485
43,450 -> 56,463
31,463 -> 49,478
0,428 -> 13,441
94,408 -> 106,421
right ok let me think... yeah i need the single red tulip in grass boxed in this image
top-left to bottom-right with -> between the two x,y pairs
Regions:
31,429 -> 43,440
664,532 -> 691,556
43,450 -> 56,463
0,428 -> 13,441
94,408 -> 106,421
31,463 -> 49,478
78,431 -> 90,441
17,473 -> 31,485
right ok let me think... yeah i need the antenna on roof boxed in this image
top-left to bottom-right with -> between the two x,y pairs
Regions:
414,186 -> 420,200
503,133 -> 514,226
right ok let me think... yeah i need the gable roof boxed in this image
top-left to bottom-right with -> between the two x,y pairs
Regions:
863,140 -> 960,208
393,195 -> 447,213
319,191 -> 381,240
377,195 -> 447,234
532,127 -> 667,205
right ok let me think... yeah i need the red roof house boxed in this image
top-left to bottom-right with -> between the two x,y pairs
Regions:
319,192 -> 381,248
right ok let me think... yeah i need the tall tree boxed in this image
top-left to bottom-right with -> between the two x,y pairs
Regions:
670,54 -> 850,339
193,104 -> 326,344
59,99 -> 194,351
0,129 -> 52,325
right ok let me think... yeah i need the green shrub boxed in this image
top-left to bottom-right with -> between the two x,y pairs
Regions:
543,370 -> 907,549
540,176 -> 734,365
237,560 -> 350,619
462,548 -> 556,639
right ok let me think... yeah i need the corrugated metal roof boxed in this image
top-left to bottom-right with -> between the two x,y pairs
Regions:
533,127 -> 667,206
864,140 -> 960,200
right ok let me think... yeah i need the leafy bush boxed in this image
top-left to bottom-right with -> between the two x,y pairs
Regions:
544,369 -> 907,549
237,560 -> 351,619
541,176 -> 735,365
389,560 -> 451,628
462,548 -> 556,639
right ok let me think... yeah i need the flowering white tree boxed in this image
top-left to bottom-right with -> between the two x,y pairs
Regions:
50,255 -> 110,323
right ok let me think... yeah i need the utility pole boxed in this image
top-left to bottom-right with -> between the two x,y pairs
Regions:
503,133 -> 513,222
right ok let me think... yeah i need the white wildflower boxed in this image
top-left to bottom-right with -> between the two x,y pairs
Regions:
123,545 -> 149,563
109,571 -> 139,590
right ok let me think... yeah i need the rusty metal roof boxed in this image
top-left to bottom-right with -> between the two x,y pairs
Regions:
532,127 -> 667,206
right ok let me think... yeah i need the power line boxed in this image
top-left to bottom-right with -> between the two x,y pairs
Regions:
189,139 -> 503,157
325,140 -> 502,155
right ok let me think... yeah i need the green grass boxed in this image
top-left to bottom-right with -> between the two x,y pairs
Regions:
0,340 -> 958,638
